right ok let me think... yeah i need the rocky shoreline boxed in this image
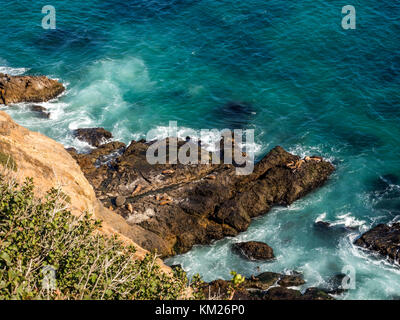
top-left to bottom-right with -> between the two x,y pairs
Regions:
67,129 -> 336,257
3,72 -> 399,300
355,223 -> 400,264
200,272 -> 337,300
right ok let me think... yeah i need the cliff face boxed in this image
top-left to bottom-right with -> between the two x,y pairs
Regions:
0,111 -> 168,270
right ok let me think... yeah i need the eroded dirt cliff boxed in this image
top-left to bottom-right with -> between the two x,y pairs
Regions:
0,111 -> 169,271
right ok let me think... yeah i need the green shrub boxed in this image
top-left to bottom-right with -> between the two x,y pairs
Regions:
0,175 -> 198,300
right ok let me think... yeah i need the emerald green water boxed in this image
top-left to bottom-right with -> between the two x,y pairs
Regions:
1,0 -> 399,299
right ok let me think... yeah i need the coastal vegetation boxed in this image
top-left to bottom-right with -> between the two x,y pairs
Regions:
0,173 -> 197,300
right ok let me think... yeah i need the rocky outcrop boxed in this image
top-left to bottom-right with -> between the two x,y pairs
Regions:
0,73 -> 65,105
29,105 -> 50,119
202,272 -> 332,300
233,241 -> 275,261
244,272 -> 305,290
73,128 -> 113,147
355,223 -> 400,264
69,137 -> 335,257
0,111 -> 170,273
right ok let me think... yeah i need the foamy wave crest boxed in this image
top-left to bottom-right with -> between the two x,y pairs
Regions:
288,144 -> 338,163
0,66 -> 30,76
144,124 -> 262,155
315,213 -> 327,223
331,213 -> 366,229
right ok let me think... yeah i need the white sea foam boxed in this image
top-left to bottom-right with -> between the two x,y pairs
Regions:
0,66 -> 30,76
315,213 -> 327,223
331,212 -> 366,229
288,144 -> 338,164
142,124 -> 263,156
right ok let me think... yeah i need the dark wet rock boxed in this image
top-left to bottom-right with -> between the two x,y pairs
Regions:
202,271 -> 333,300
233,241 -> 275,261
202,279 -> 261,300
29,105 -> 50,119
244,271 -> 304,290
262,286 -> 333,301
278,273 -> 306,287
355,223 -> 400,264
73,128 -> 113,147
214,101 -> 254,129
65,147 -> 77,154
315,221 -> 331,230
244,272 -> 281,290
70,137 -> 335,257
67,142 -> 125,169
302,288 -> 335,300
314,220 -> 358,234
0,73 -> 64,105
262,287 -> 303,300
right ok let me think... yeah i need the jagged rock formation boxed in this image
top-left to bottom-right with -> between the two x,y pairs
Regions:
0,73 -> 64,105
355,223 -> 400,264
29,105 -> 50,118
233,241 -> 275,261
202,272 -> 333,300
73,128 -> 113,147
68,136 -> 335,257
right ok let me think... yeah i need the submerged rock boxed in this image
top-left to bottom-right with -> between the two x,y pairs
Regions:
314,221 -> 331,230
233,241 -> 275,261
29,105 -> 50,119
314,220 -> 357,234
214,101 -> 255,128
70,137 -> 335,257
355,223 -> 400,264
73,128 -> 113,147
0,73 -> 64,105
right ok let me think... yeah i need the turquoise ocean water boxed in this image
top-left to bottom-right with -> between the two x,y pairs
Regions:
1,0 -> 399,299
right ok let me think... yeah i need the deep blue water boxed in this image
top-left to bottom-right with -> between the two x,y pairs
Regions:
1,0 -> 399,299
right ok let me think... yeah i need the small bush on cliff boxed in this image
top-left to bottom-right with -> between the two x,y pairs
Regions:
0,174 -> 193,300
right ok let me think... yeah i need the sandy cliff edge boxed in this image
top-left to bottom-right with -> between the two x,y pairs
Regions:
0,111 -> 170,273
